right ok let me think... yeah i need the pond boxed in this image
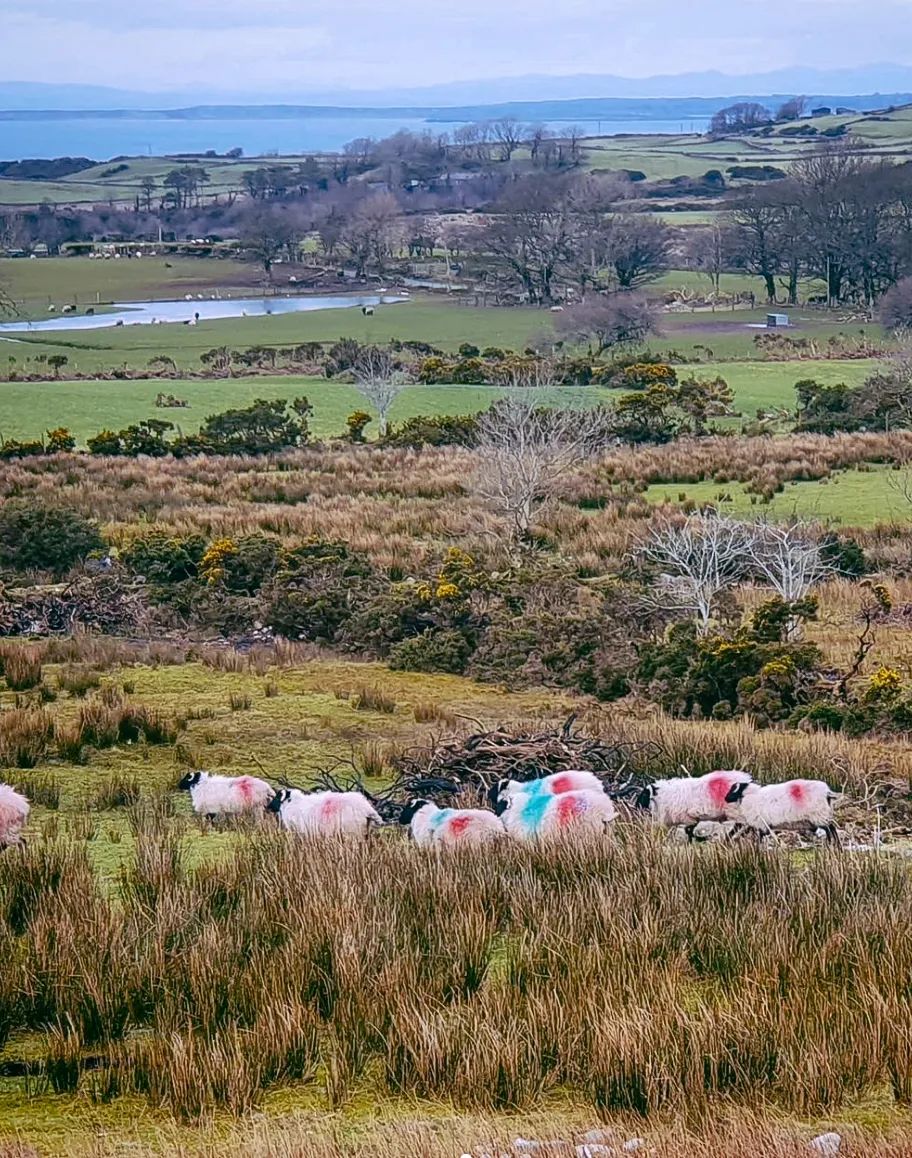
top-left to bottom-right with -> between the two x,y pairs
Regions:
0,293 -> 408,333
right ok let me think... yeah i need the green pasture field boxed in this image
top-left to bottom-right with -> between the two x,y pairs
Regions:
1,298 -> 551,373
645,464 -> 908,528
0,256 -> 264,316
0,153 -> 310,207
0,376 -> 513,442
0,357 -> 878,444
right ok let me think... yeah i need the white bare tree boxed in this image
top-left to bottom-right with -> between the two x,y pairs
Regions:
472,392 -> 613,541
639,513 -> 753,634
353,346 -> 408,437
750,520 -> 829,602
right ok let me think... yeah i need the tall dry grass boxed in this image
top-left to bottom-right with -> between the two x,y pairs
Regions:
4,829 -> 912,1130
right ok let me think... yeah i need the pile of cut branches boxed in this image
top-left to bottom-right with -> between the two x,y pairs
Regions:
0,574 -> 150,637
387,715 -> 660,806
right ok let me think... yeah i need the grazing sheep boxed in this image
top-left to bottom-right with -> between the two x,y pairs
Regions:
488,769 -> 605,809
0,783 -> 30,848
724,779 -> 839,844
177,770 -> 273,819
635,770 -> 753,842
266,788 -> 381,836
399,799 -> 505,846
498,789 -> 617,840
361,305 -> 375,316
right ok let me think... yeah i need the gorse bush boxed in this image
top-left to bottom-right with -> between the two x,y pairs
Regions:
0,501 -> 104,577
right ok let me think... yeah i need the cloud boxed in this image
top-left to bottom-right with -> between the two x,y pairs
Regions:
0,1 -> 910,94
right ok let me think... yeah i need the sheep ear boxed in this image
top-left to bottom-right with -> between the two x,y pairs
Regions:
725,783 -> 747,804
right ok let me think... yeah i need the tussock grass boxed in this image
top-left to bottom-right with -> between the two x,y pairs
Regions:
351,685 -> 396,715
0,645 -> 43,692
3,832 -> 912,1132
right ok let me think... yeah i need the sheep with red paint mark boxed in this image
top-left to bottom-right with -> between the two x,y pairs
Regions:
497,788 -> 618,840
724,778 -> 840,844
177,770 -> 274,819
0,783 -> 29,848
634,770 -> 753,842
488,769 -> 605,809
267,788 -> 381,836
399,799 -> 505,846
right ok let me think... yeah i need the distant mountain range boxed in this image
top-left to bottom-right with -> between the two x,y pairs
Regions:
3,64 -> 912,111
1,93 -> 910,127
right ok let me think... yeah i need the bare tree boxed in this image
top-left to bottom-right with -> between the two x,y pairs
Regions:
776,96 -> 808,122
554,292 -> 658,355
353,346 -> 408,436
491,118 -> 523,162
604,215 -> 673,289
639,514 -> 752,634
472,391 -> 613,541
749,521 -> 830,635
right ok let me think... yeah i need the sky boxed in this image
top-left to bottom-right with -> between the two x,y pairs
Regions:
1,0 -> 909,96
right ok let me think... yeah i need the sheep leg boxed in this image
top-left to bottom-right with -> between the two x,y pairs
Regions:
823,823 -> 841,847
684,824 -> 699,843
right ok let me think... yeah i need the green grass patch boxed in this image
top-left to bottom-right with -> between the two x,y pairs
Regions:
645,464 -> 909,527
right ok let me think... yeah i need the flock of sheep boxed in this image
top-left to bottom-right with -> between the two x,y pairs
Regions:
0,767 -> 840,852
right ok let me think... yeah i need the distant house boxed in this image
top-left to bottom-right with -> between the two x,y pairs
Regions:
810,106 -> 833,117
835,106 -> 857,115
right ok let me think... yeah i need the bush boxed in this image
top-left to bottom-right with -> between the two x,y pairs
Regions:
345,410 -> 372,443
879,277 -> 912,332
819,533 -> 869,578
0,502 -> 105,577
383,413 -> 479,448
121,533 -> 207,584
265,540 -> 376,642
388,629 -> 472,674
200,535 -> 281,594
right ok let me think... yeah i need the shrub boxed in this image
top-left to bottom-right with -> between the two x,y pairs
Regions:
384,413 -> 479,448
46,428 -> 76,453
121,532 -> 207,584
0,501 -> 105,577
819,532 -> 869,577
265,539 -> 375,643
345,410 -> 372,442
200,535 -> 280,594
879,277 -> 912,331
388,629 -> 472,674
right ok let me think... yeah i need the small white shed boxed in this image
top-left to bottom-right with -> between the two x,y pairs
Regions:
766,312 -> 790,328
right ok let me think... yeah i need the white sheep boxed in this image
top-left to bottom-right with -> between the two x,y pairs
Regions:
635,770 -> 753,842
488,769 -> 605,809
498,789 -> 617,840
0,784 -> 30,848
724,778 -> 839,844
178,770 -> 274,819
399,799 -> 505,846
266,788 -> 381,836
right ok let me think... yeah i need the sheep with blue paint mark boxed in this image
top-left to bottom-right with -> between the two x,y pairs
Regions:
497,788 -> 617,840
177,770 -> 274,819
399,799 -> 505,846
267,788 -> 381,837
488,769 -> 605,809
